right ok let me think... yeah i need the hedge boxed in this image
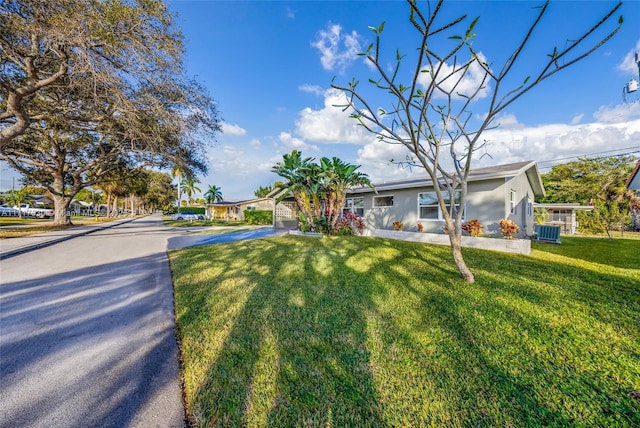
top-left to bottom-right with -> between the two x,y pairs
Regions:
244,209 -> 272,225
179,206 -> 205,215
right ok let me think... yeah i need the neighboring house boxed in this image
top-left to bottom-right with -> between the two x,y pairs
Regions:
69,199 -> 94,215
206,198 -> 273,221
627,159 -> 640,193
533,203 -> 593,235
346,160 -> 545,238
626,159 -> 640,230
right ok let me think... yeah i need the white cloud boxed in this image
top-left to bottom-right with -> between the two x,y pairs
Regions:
593,102 -> 640,124
278,131 -> 319,152
221,122 -> 247,136
311,23 -> 362,72
617,39 -> 640,75
296,89 -> 372,144
356,137 -> 416,182
476,115 -> 640,169
570,113 -> 584,125
417,52 -> 492,100
354,111 -> 640,183
299,84 -> 325,96
249,138 -> 262,148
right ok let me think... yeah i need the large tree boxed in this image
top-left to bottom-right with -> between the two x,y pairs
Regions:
0,0 -> 188,149
332,0 -> 623,283
0,0 -> 221,224
540,156 -> 636,204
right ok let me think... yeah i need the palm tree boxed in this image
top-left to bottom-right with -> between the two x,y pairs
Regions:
272,150 -> 318,231
204,185 -> 223,204
272,150 -> 373,233
319,156 -> 373,229
180,177 -> 201,205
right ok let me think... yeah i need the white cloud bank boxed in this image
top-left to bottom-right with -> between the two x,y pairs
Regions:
295,89 -> 372,144
292,87 -> 640,183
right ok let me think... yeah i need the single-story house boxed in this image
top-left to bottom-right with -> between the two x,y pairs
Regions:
69,199 -> 94,215
533,203 -> 593,234
206,198 -> 273,221
345,160 -> 545,238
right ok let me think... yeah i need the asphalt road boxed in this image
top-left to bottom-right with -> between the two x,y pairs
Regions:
1,215 -> 188,427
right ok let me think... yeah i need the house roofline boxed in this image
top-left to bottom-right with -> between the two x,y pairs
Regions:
206,197 -> 272,207
348,160 -> 545,197
626,159 -> 640,189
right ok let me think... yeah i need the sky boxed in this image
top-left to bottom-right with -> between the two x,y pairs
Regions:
2,0 -> 640,200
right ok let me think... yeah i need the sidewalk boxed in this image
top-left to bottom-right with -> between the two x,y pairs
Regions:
0,217 -> 136,260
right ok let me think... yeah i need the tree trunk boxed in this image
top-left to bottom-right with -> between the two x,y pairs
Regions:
445,218 -> 475,283
112,196 -> 118,217
51,194 -> 73,226
51,176 -> 73,225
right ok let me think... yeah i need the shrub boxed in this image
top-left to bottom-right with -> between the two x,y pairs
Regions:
244,209 -> 272,225
392,221 -> 404,231
417,222 -> 424,232
462,219 -> 483,237
179,206 -> 205,215
499,219 -> 519,238
334,212 -> 366,235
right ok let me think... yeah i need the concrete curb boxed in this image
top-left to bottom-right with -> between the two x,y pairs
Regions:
0,217 -> 138,261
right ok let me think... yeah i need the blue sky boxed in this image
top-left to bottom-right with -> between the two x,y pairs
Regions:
3,1 -> 640,200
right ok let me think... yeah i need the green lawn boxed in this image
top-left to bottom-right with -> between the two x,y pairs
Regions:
169,235 -> 640,427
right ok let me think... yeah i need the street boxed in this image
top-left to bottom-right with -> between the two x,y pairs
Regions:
0,215 -> 185,428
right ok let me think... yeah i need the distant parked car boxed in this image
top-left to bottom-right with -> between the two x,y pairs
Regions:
0,205 -> 20,217
171,212 -> 205,221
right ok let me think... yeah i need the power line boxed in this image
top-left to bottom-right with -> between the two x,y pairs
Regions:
537,146 -> 640,167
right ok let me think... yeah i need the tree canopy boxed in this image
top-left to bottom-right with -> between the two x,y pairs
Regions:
0,0 -> 221,224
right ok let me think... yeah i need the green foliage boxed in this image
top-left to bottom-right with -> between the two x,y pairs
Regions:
254,184 -> 274,198
204,184 -> 223,204
534,207 -> 548,225
272,150 -> 373,235
244,210 -> 272,225
178,206 -> 205,215
540,156 -> 636,204
170,235 -> 640,427
578,200 -> 631,238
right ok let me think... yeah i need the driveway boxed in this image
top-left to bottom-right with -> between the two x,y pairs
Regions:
0,215 -> 288,427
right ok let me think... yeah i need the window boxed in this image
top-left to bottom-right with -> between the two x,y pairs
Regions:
526,196 -> 532,217
343,197 -> 364,217
418,191 -> 464,220
373,195 -> 394,208
510,190 -> 516,215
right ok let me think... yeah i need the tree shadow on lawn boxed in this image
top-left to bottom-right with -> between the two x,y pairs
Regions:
173,236 -> 385,426
172,235 -> 640,427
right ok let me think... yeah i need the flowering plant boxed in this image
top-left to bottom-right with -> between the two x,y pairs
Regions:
392,221 -> 404,231
499,219 -> 519,238
334,212 -> 366,235
417,222 -> 424,232
462,219 -> 483,237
